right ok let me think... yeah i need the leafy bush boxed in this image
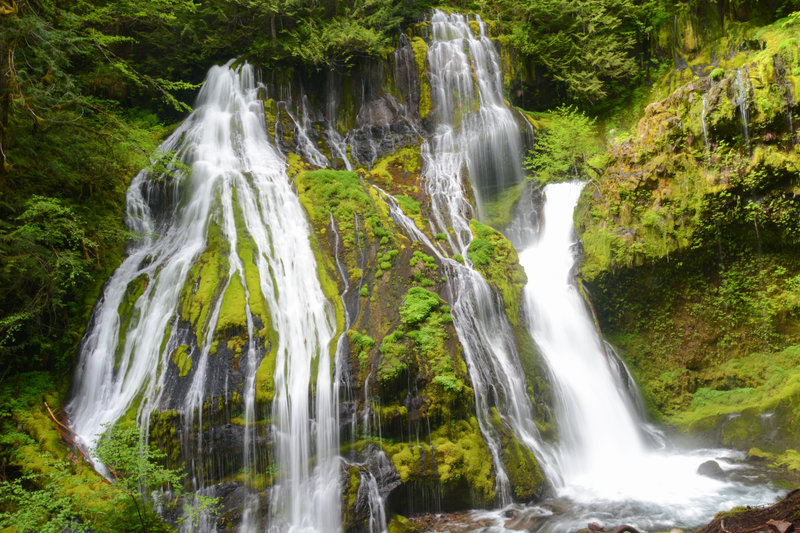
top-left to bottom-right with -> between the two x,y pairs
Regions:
524,106 -> 599,185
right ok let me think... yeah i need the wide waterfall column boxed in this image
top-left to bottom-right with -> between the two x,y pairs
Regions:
518,183 -> 779,531
67,62 -> 341,533
521,183 -> 646,482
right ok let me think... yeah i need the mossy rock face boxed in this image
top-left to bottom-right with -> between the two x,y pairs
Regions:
410,37 -> 431,120
488,409 -> 546,500
341,464 -> 363,530
467,220 -> 527,326
575,18 -> 800,475
178,216 -> 229,338
292,147 -> 520,512
384,417 -> 496,512
293,155 -> 476,434
577,30 -> 800,283
387,514 -> 417,533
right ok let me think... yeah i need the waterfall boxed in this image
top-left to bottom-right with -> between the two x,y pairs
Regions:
285,95 -> 331,168
425,10 -> 525,227
325,71 -> 353,171
67,62 -> 340,533
518,182 -> 779,531
416,10 -> 555,505
735,68 -> 750,147
701,91 -> 711,160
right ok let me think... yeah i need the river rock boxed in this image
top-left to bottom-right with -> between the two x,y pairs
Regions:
697,459 -> 726,479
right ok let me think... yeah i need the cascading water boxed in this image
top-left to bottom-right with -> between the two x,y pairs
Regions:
736,68 -> 751,148
425,10 -> 525,225
517,182 -> 779,531
417,10 -> 556,505
701,91 -> 711,160
67,62 -> 340,533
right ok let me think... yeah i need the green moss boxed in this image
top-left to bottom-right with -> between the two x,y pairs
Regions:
378,329 -> 408,384
216,275 -> 248,333
400,287 -> 441,326
254,335 -> 277,404
467,220 -> 527,325
383,417 -> 495,507
296,167 -> 400,283
376,287 -> 470,420
0,373 -> 130,529
409,250 -> 437,270
396,194 -> 421,215
387,514 -> 415,533
341,465 -> 363,530
669,345 -> 800,436
714,506 -> 751,520
170,344 -> 192,377
179,217 -> 229,338
481,181 -> 526,229
710,67 -> 725,80
231,192 -> 272,338
115,273 -> 149,370
491,410 -> 545,500
348,330 -> 376,367
410,37 -> 431,119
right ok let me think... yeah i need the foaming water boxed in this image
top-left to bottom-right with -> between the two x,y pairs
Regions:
517,182 -> 780,530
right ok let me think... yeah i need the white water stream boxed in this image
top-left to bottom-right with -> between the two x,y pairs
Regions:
736,68 -> 751,148
67,63 -> 340,533
515,182 -> 780,531
419,10 -> 557,505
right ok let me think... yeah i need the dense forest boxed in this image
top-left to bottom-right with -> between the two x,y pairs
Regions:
3,0 -> 800,531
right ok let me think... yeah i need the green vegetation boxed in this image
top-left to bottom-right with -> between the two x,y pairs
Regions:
171,344 -> 192,377
524,106 -> 600,185
499,0 -> 641,103
400,287 -> 441,326
93,424 -> 186,531
383,417 -> 495,507
410,37 -> 432,119
467,220 -> 527,325
348,330 -> 376,367
0,373 -> 218,532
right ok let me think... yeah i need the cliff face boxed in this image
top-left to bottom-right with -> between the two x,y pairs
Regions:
576,13 -> 800,473
95,22 -> 552,530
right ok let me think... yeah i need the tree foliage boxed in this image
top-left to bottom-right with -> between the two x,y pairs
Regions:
525,106 -> 599,185
499,0 -> 641,103
0,458 -> 90,533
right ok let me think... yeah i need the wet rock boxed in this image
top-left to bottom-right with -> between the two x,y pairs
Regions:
697,459 -> 726,479
767,519 -> 794,533
696,488 -> 800,533
366,447 -> 402,498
